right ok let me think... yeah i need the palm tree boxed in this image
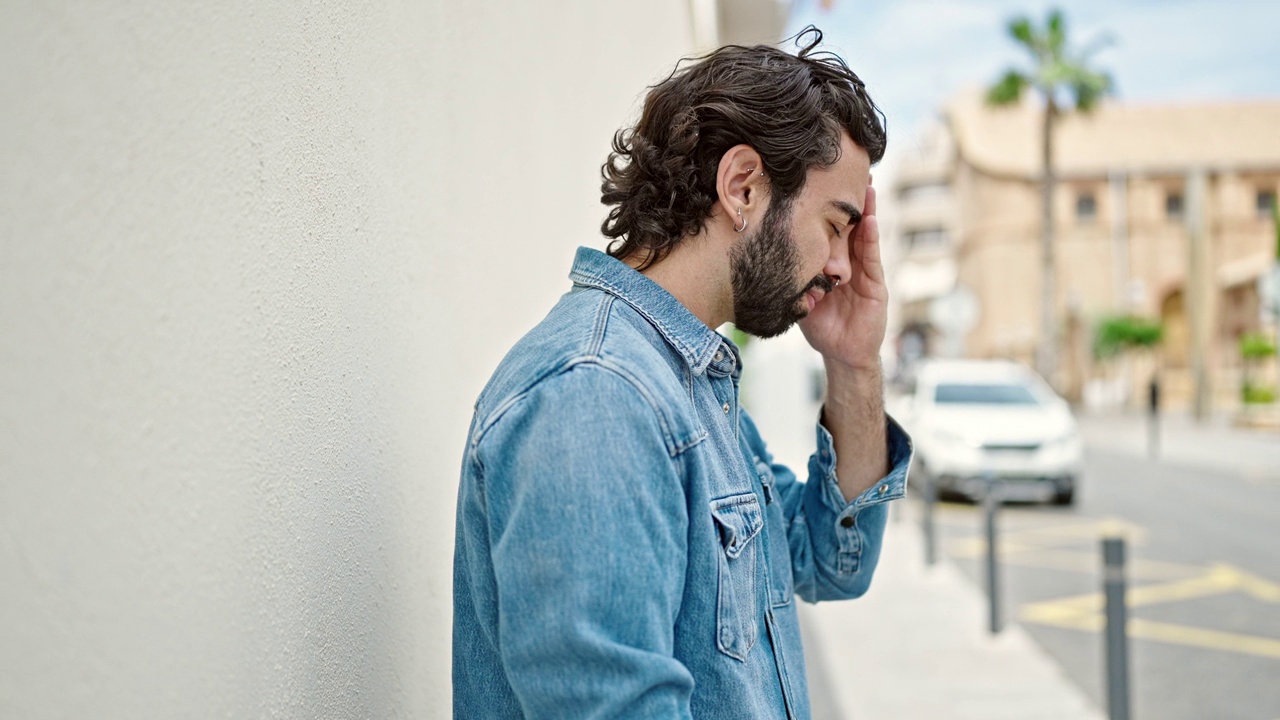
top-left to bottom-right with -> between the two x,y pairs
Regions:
987,8 -> 1113,385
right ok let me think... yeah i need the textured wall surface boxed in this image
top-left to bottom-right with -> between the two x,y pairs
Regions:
0,1 -> 693,716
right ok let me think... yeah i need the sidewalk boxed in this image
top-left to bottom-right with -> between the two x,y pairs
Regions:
1077,410 -> 1280,482
798,501 -> 1104,720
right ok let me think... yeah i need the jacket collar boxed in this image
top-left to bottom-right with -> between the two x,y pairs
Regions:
569,247 -> 726,375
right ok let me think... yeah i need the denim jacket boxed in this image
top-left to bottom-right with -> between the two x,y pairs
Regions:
454,247 -> 912,719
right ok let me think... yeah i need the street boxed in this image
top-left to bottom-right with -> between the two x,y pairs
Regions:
932,412 -> 1280,719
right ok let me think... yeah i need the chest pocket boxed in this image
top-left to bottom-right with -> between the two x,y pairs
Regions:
755,458 -> 794,608
710,492 -> 763,661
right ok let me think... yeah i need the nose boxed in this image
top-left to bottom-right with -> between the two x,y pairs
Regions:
824,231 -> 853,288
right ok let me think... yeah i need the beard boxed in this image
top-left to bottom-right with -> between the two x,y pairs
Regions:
729,198 -> 832,339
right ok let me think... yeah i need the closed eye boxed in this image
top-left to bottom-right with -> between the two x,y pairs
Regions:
830,200 -> 863,227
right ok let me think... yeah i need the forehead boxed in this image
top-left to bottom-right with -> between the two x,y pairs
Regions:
796,134 -> 871,215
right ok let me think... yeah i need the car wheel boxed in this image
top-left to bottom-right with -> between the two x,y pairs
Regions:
1052,483 -> 1075,506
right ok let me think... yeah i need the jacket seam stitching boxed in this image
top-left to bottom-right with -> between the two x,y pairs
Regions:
573,272 -> 711,366
471,357 -> 705,458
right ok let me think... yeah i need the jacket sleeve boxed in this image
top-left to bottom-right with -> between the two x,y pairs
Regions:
739,410 -> 913,602
472,363 -> 694,719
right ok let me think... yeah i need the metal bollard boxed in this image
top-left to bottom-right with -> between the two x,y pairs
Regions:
1147,377 -> 1161,460
983,480 -> 1002,634
923,473 -> 937,566
1102,537 -> 1132,720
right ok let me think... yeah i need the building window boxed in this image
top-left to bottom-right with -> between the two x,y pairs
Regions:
1076,192 -> 1097,222
1165,192 -> 1183,220
904,227 -> 949,249
899,182 -> 949,204
1259,189 -> 1276,218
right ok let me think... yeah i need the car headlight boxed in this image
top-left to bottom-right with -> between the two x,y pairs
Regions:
934,428 -> 981,449
1044,431 -> 1079,450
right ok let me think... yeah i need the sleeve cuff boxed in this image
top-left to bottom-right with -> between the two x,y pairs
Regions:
812,414 -> 914,515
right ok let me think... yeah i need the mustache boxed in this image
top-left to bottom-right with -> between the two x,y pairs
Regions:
796,274 -> 834,302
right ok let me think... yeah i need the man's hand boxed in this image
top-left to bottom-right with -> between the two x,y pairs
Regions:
798,184 -> 887,371
798,183 -> 889,501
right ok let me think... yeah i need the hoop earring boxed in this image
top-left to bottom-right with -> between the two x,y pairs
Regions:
734,207 -> 748,233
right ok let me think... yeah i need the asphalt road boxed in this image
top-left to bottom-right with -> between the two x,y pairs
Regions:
928,413 -> 1280,720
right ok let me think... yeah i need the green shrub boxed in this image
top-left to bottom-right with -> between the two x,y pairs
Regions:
1243,382 -> 1276,404
1240,332 -> 1278,360
727,324 -> 752,351
1093,315 -> 1163,360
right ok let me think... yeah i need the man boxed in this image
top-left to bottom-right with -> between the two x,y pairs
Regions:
454,29 -> 912,719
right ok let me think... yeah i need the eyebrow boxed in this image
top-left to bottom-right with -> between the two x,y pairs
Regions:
830,200 -> 863,226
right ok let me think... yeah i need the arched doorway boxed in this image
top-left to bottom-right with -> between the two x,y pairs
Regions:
1161,290 -> 1190,369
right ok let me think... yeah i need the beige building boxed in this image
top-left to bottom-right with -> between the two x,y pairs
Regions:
892,92 -> 1280,411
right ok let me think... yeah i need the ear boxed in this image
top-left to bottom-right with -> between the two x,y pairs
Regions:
714,144 -> 766,234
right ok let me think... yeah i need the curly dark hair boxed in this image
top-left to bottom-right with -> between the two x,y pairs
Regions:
600,27 -> 886,269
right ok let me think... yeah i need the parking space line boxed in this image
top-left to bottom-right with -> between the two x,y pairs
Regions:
1020,564 -> 1280,660
1021,610 -> 1280,660
1232,565 -> 1280,602
994,517 -> 1147,545
1129,619 -> 1280,659
947,541 -> 1203,581
938,514 -> 1147,545
932,509 -> 1280,660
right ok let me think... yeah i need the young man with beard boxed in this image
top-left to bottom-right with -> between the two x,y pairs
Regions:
453,29 -> 912,719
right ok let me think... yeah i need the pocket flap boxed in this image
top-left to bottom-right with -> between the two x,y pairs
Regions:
710,493 -> 764,560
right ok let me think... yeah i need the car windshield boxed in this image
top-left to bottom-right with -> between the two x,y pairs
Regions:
934,382 -> 1040,405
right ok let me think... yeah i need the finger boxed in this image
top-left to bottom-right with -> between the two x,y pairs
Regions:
854,215 -> 885,285
864,183 -> 877,218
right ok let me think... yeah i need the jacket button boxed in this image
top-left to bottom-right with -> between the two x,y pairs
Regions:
722,402 -> 731,414
840,516 -> 854,528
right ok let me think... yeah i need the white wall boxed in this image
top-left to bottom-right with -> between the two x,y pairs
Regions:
0,2 -> 693,716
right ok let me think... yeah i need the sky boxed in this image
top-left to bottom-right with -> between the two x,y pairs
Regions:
785,0 -> 1280,155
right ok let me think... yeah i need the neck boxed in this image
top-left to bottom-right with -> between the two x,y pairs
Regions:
627,232 -> 734,331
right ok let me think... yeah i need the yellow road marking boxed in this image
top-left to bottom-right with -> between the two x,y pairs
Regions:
944,516 -> 1147,551
1022,600 -> 1099,625
990,516 -> 1144,543
941,515 -> 1198,579
1233,565 -> 1280,602
933,510 -> 1280,659
1020,564 -> 1280,660
1020,612 -> 1280,660
1127,565 -> 1251,607
936,512 -> 1144,537
1022,568 -> 1244,619
1130,619 -> 1280,659
948,543 -> 1204,581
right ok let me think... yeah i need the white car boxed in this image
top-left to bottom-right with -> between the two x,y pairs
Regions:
895,359 -> 1083,505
